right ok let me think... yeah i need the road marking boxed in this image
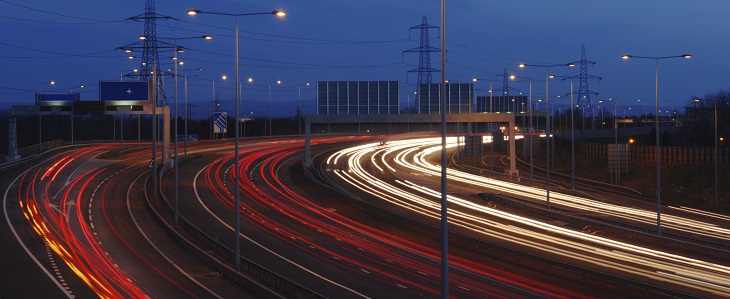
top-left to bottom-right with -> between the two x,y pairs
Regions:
193,166 -> 371,298
127,170 -> 223,298
4,170 -> 76,298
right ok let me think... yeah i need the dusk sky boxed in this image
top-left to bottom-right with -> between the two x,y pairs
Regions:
1,0 -> 728,118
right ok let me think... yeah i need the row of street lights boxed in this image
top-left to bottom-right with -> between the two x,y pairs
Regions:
621,53 -> 691,235
507,53 -> 693,237
187,8 -> 286,271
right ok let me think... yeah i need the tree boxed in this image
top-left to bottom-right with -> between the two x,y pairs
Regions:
685,89 -> 730,146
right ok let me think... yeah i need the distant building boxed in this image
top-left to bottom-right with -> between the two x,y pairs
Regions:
417,83 -> 473,114
316,81 -> 399,115
475,95 -> 528,113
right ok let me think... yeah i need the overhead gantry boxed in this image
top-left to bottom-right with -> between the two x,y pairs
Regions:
304,113 -> 518,178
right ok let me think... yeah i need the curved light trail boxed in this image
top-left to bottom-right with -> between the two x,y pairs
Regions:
191,137 -> 595,298
324,137 -> 730,297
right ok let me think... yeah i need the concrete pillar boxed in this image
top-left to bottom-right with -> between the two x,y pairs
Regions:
507,120 -> 519,177
6,114 -> 19,161
156,106 -> 171,165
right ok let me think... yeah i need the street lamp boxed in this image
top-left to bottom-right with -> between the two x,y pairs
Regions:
298,82 -> 311,135
39,80 -> 55,92
269,80 -> 282,136
472,78 -> 496,171
599,98 -> 619,184
175,67 -> 204,155
697,98 -> 720,208
187,8 -> 285,271
210,75 -> 228,140
38,80 -> 56,147
621,53 -> 691,235
518,62 -> 575,209
162,36 -> 212,227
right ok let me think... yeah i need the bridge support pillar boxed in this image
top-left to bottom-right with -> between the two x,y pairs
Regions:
6,114 -> 19,161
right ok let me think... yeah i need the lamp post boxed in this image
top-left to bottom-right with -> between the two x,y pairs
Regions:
621,53 -> 691,235
298,82 -> 310,135
167,36 -> 210,227
599,98 -> 619,184
471,78 -> 496,171
518,62 -> 575,209
242,77 -> 253,138
695,98 -> 719,207
210,75 -> 227,140
570,80 -> 575,190
268,80 -> 282,136
187,8 -> 285,271
439,0 -> 448,294
179,67 -> 204,155
38,81 -> 56,147
715,101 -> 719,207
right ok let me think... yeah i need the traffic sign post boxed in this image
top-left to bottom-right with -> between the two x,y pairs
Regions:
213,112 -> 227,137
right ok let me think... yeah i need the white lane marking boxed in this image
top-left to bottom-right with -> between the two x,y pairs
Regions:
193,165 -> 371,298
128,166 -> 224,298
4,170 -> 76,298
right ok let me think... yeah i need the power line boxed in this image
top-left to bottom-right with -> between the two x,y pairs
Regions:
0,0 -> 123,23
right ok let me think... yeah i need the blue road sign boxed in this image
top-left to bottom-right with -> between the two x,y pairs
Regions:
177,134 -> 199,142
99,81 -> 151,102
35,93 -> 79,104
214,112 -> 227,134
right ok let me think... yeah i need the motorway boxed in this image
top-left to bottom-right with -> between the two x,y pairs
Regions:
320,136 -> 730,298
170,136 -> 604,298
2,135 -> 728,298
2,144 -> 256,298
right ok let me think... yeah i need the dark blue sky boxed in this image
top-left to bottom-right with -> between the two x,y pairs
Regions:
1,0 -> 727,118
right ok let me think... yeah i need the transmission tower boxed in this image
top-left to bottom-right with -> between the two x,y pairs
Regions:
127,0 -> 172,106
575,45 -> 601,110
404,16 -> 440,85
567,45 -> 602,129
495,69 -> 519,96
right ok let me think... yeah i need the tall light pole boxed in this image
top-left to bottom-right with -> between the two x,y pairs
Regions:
268,80 -> 282,136
621,53 -> 691,235
178,68 -> 203,155
471,79 -> 497,172
298,82 -> 310,135
439,0 -> 449,296
188,8 -> 286,271
242,77 -> 254,138
143,35 -> 213,226
715,101 -> 719,207
570,80 -> 575,190
518,62 -> 575,209
210,75 -> 227,140
161,35 -> 211,227
695,98 -> 719,207
38,80 -> 56,147
599,98 -> 619,184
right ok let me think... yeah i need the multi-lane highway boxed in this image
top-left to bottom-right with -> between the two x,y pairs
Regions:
2,135 -> 728,298
320,136 -> 730,298
2,144 -> 257,298
173,136 -> 601,298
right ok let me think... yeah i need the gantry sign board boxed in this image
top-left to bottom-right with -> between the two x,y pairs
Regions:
213,112 -> 227,134
99,80 -> 154,115
99,81 -> 152,103
31,93 -> 79,115
35,93 -> 80,104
